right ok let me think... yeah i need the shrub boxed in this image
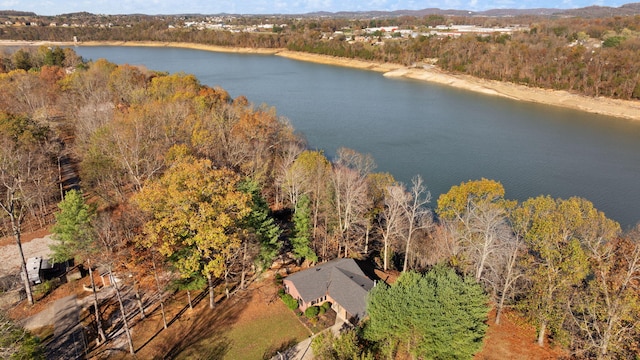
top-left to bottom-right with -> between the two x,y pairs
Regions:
280,293 -> 299,310
305,306 -> 320,319
321,301 -> 332,312
318,305 -> 326,316
34,279 -> 57,298
603,36 -> 624,48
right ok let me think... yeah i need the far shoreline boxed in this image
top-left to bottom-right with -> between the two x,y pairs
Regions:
2,39 -> 640,122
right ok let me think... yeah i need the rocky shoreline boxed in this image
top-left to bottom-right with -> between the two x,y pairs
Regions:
2,39 -> 640,121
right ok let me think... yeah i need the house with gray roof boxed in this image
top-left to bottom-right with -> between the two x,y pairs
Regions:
283,258 -> 374,323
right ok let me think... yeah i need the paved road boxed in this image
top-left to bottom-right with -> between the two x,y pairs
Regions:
22,288 -> 115,359
45,295 -> 86,360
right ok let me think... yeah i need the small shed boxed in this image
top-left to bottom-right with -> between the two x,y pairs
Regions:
25,257 -> 54,285
26,257 -> 43,285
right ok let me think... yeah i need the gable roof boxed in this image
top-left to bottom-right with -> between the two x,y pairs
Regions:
285,258 -> 374,319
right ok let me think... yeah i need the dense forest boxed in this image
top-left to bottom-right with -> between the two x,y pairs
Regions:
1,46 -> 639,359
1,13 -> 640,100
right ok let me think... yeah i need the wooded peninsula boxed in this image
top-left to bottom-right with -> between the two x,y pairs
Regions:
1,8 -> 639,360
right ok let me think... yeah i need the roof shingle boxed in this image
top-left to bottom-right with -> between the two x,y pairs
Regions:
285,258 -> 374,319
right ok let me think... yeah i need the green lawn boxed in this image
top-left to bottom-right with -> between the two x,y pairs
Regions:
175,294 -> 310,360
224,309 -> 310,359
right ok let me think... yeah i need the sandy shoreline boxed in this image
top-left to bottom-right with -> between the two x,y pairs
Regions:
2,39 -> 639,121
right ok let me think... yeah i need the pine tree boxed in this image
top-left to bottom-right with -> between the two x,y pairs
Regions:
291,195 -> 317,263
365,265 -> 489,359
50,189 -> 106,343
239,179 -> 282,270
50,189 -> 95,264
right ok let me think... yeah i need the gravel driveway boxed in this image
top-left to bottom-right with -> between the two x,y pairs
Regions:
0,235 -> 55,277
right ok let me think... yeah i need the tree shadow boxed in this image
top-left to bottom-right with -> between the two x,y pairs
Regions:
152,290 -> 244,359
261,338 -> 299,360
133,289 -> 208,353
354,258 -> 382,282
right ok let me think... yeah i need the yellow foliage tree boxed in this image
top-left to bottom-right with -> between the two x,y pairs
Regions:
133,146 -> 251,309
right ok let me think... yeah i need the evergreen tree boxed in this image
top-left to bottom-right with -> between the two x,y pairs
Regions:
239,179 -> 282,270
291,195 -> 317,263
365,265 -> 489,359
49,189 -> 106,343
0,310 -> 44,360
50,189 -> 95,264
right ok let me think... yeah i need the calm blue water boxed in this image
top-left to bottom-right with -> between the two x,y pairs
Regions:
72,46 -> 640,228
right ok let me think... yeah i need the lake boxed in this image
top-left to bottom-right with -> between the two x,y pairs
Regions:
73,46 -> 640,229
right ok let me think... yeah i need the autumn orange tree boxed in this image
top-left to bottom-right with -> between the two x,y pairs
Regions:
133,145 -> 251,309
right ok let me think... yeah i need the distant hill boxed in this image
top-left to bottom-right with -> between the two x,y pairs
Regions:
305,2 -> 640,18
57,12 -> 97,17
0,10 -> 37,16
561,3 -> 640,17
2,2 -> 640,18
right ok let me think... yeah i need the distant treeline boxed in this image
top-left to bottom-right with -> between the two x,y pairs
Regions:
1,14 -> 640,100
0,10 -> 36,17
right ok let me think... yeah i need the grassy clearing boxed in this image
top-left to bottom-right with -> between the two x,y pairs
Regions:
223,307 -> 310,359
172,280 -> 311,360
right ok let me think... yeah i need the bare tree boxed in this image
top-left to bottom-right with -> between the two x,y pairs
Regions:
399,175 -> 432,272
364,172 -> 395,258
457,201 -> 513,282
0,131 -> 57,305
489,229 -> 525,325
329,148 -> 376,258
108,109 -> 168,191
568,227 -> 637,359
0,167 -> 34,304
109,270 -> 135,355
275,141 -> 304,208
379,184 -> 408,271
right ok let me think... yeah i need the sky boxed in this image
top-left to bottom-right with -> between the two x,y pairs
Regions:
0,0 -> 629,16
